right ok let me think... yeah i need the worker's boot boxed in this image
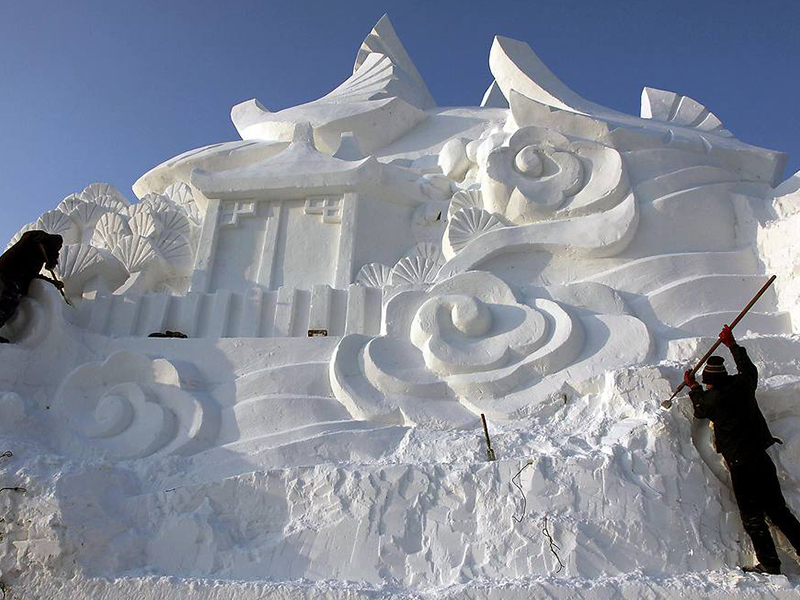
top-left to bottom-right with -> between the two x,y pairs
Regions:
742,563 -> 781,575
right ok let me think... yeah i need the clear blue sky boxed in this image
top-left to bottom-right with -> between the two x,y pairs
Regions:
1,0 -> 798,246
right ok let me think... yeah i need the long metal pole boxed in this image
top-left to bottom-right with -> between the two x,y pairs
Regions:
661,275 -> 776,409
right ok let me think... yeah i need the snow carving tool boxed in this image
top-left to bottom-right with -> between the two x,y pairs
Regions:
661,275 -> 776,409
481,413 -> 497,461
47,268 -> 73,307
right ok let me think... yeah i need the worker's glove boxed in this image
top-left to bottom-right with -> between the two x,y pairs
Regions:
683,370 -> 699,389
719,324 -> 735,348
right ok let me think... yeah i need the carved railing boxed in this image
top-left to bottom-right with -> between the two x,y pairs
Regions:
71,284 -> 382,338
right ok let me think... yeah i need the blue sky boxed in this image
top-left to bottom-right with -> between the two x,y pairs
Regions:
1,0 -> 798,246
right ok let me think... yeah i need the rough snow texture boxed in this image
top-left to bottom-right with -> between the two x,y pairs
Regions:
3,14 -> 800,600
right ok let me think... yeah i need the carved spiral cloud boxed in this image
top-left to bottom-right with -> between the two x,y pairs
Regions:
55,351 -> 219,460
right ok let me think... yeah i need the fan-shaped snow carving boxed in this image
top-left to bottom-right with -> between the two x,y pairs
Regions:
36,210 -> 80,245
57,244 -> 105,277
389,256 -> 441,288
113,235 -> 158,273
152,232 -> 193,276
641,87 -> 733,137
406,243 -> 444,266
80,183 -> 131,207
352,14 -> 435,109
156,209 -> 192,238
126,203 -> 152,219
66,200 -> 108,231
129,210 -> 159,239
57,194 -> 84,214
356,263 -> 391,289
91,212 -> 131,250
54,351 -> 219,460
163,182 -> 194,205
443,208 -> 503,259
230,15 -> 431,154
162,183 -> 202,226
448,188 -> 483,217
141,192 -> 173,213
92,194 -> 129,212
55,244 -> 127,297
183,202 -> 202,227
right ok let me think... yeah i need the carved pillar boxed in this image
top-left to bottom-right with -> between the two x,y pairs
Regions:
255,201 -> 281,289
188,198 -> 221,293
334,193 -> 357,289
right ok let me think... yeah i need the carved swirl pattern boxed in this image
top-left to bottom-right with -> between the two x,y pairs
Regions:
55,351 -> 219,460
410,293 -> 547,376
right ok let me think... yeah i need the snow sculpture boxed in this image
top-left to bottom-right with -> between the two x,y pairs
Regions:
3,13 -> 800,599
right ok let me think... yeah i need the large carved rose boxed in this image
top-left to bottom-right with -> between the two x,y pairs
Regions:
481,126 -> 626,224
330,272 -> 586,427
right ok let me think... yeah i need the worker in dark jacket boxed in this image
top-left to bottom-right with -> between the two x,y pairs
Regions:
0,230 -> 64,342
685,324 -> 800,574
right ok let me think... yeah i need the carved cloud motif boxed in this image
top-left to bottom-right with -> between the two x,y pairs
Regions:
55,351 -> 219,460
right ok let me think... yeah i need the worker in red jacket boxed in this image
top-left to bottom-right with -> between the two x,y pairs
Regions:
686,325 -> 800,574
0,230 -> 64,342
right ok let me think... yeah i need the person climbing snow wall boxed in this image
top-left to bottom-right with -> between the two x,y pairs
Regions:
685,325 -> 800,575
0,230 -> 64,343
